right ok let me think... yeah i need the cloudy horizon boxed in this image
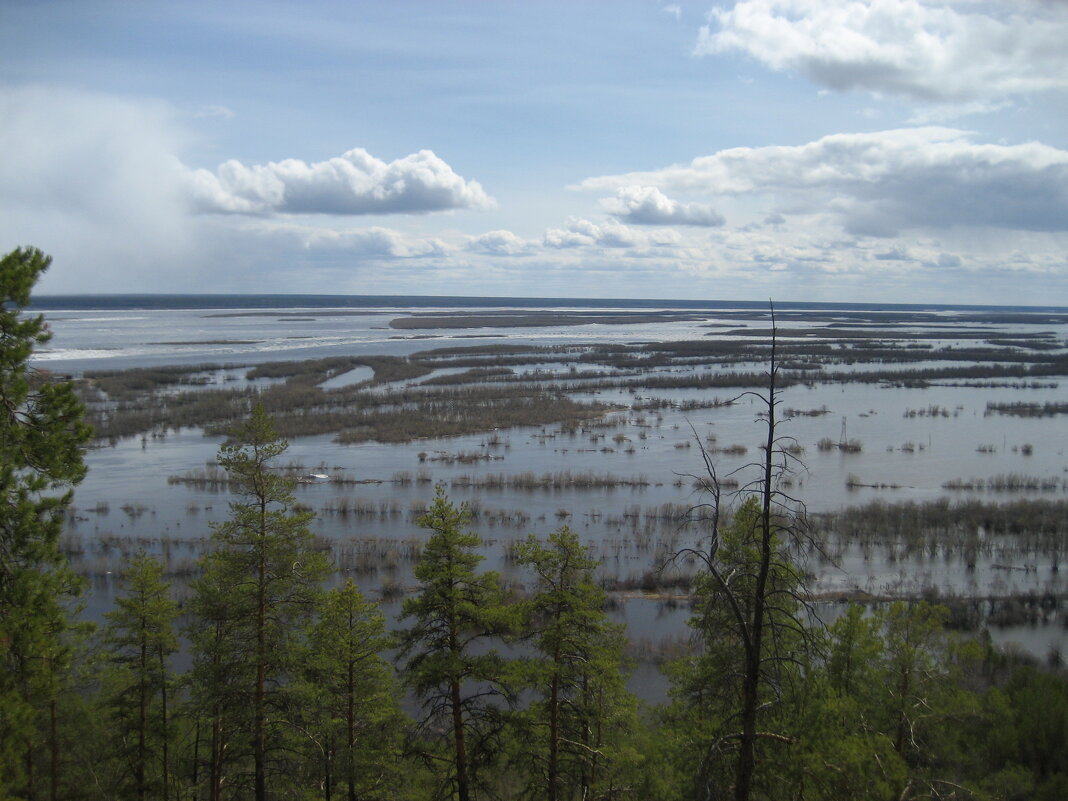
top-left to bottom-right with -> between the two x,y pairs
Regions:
2,1 -> 1066,306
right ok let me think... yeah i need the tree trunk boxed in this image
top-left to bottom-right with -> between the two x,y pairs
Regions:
446,600 -> 470,801
347,656 -> 356,801
324,733 -> 333,801
580,674 -> 590,801
49,698 -> 58,801
191,718 -> 200,801
25,736 -> 35,801
451,676 -> 470,801
735,314 -> 778,801
255,503 -> 268,801
160,645 -> 170,801
894,666 -> 911,755
548,669 -> 560,801
138,630 -> 147,801
209,715 -> 222,801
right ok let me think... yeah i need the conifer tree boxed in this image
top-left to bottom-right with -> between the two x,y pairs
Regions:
187,562 -> 246,801
102,551 -> 179,801
0,247 -> 92,798
298,578 -> 405,801
188,404 -> 329,801
399,487 -> 512,801
514,526 -> 641,801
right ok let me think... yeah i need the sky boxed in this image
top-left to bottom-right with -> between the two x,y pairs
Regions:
2,0 -> 1067,305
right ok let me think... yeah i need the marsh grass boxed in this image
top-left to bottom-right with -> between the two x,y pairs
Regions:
76,328 -> 1068,443
986,401 -> 1068,417
942,474 -> 1064,492
448,470 -> 651,490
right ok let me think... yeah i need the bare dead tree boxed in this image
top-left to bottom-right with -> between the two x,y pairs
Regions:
669,303 -> 820,801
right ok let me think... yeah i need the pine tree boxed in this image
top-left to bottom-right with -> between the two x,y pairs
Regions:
298,578 -> 405,801
187,562 -> 246,801
399,486 -> 512,801
188,404 -> 329,801
0,247 -> 92,798
102,552 -> 179,801
514,526 -> 641,801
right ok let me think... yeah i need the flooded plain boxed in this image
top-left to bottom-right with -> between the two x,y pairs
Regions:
36,297 -> 1068,680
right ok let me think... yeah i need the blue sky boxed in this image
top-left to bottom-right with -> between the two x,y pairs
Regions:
2,1 -> 1066,304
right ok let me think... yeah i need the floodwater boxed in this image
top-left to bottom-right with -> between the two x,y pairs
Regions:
39,298 -> 1068,678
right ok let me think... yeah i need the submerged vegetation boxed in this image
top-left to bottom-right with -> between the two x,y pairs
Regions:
72,309 -> 1068,444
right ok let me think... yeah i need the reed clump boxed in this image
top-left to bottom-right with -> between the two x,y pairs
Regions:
942,474 -> 1063,492
449,470 -> 651,491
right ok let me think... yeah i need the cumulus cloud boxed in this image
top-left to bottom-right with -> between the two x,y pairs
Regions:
186,147 -> 494,216
697,0 -> 1068,106
466,230 -> 536,256
543,217 -> 681,249
601,186 -> 725,227
578,127 -> 1068,236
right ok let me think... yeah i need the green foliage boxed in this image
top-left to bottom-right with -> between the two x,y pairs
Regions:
0,247 -> 92,797
788,607 -> 907,800
295,578 -> 408,800
101,552 -> 179,801
971,665 -> 1068,800
512,526 -> 643,801
798,602 -> 988,800
662,497 -> 808,800
188,405 -> 330,801
399,486 -> 513,801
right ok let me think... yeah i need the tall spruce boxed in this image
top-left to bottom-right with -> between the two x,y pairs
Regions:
399,487 -> 512,801
188,405 -> 329,801
0,247 -> 92,798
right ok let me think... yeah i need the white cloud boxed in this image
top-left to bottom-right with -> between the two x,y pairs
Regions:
543,217 -> 682,249
601,186 -> 725,227
578,127 -> 1068,236
229,220 -> 450,258
0,83 -> 488,292
466,230 -> 537,256
697,0 -> 1068,106
301,227 -> 447,258
186,147 -> 495,216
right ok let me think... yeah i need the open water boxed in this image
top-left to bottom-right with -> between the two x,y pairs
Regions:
32,295 -> 1068,679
